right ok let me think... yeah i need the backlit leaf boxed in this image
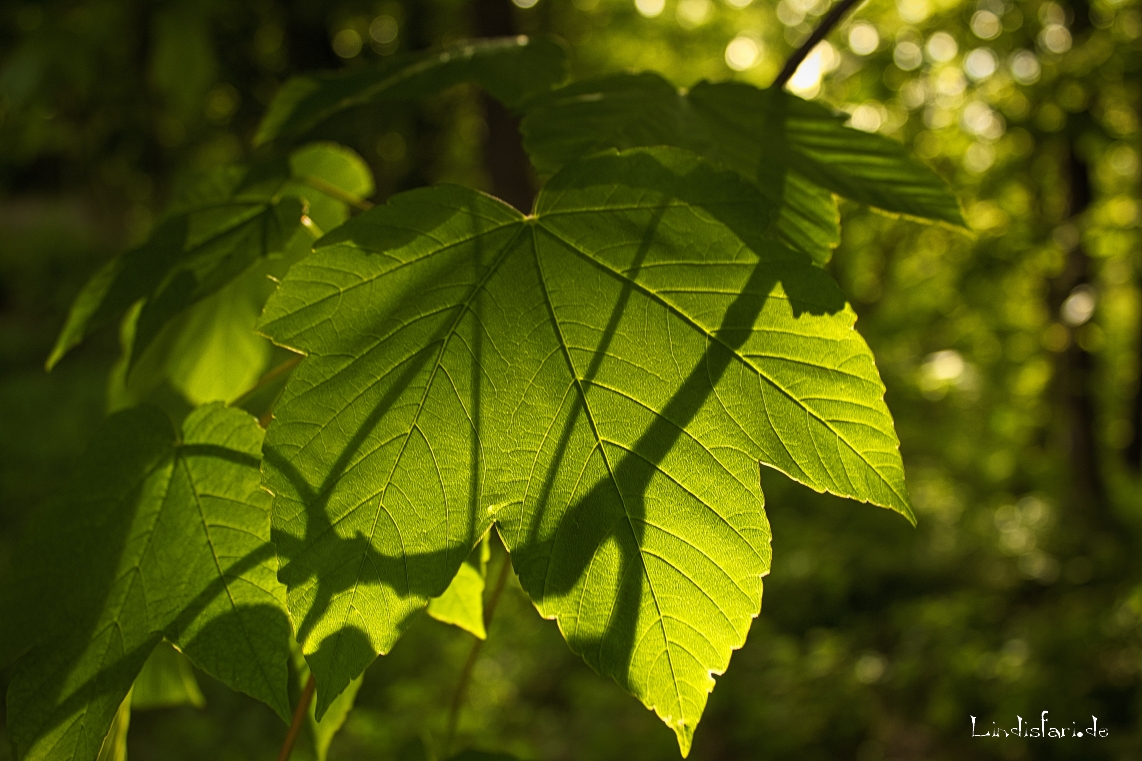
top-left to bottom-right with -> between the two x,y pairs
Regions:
292,646 -> 362,761
259,147 -> 911,751
427,533 -> 491,638
690,82 -> 966,227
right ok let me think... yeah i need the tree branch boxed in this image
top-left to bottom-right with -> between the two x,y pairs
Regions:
277,673 -> 316,761
772,0 -> 863,89
234,354 -> 303,411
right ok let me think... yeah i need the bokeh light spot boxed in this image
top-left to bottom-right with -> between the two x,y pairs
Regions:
725,35 -> 761,70
369,15 -> 399,44
926,31 -> 958,62
971,10 -> 1001,39
635,0 -> 665,17
332,29 -> 362,58
894,41 -> 923,70
677,0 -> 712,28
1010,50 -> 1041,84
1038,24 -> 1072,54
964,47 -> 998,80
848,22 -> 880,55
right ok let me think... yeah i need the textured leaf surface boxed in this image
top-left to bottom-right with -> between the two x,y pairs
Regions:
48,143 -> 374,374
254,36 -> 568,147
5,404 -> 290,761
427,534 -> 490,638
259,147 -> 910,750
691,81 -> 965,227
521,74 -> 964,262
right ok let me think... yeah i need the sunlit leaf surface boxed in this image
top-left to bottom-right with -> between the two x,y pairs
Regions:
259,147 -> 911,751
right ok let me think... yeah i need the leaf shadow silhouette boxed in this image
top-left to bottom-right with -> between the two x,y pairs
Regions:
179,602 -> 293,717
261,147 -> 848,733
506,147 -> 844,738
263,190 -> 503,717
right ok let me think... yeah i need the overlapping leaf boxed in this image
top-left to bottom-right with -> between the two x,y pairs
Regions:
259,146 -> 912,750
521,73 -> 964,263
254,36 -> 568,147
94,695 -> 129,761
3,405 -> 290,761
47,143 -> 374,378
690,81 -> 966,226
46,163 -> 300,371
427,534 -> 491,638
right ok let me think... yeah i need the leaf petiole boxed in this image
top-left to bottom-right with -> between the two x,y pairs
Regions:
277,673 -> 316,761
444,548 -> 513,753
297,175 -> 375,213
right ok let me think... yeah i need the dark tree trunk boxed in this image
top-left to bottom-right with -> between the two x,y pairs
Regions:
1126,330 -> 1142,472
473,0 -> 537,212
1056,145 -> 1106,511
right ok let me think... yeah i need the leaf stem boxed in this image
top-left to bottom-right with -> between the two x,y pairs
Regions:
277,673 -> 316,761
772,0 -> 863,89
300,214 -> 325,239
234,354 -> 303,411
444,550 -> 513,753
298,175 -> 375,212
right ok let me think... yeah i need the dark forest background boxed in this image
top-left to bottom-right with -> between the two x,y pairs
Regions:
0,0 -> 1140,758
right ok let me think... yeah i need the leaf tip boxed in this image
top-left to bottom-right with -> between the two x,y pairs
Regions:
45,333 -> 75,371
899,500 -> 918,527
671,720 -> 695,757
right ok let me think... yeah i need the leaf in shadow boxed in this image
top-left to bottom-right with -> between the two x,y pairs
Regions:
5,404 -> 291,761
254,36 -> 568,147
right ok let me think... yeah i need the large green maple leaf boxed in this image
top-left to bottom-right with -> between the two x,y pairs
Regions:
3,405 -> 290,761
259,147 -> 912,753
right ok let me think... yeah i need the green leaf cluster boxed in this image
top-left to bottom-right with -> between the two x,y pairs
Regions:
10,32 -> 965,761
521,73 -> 964,264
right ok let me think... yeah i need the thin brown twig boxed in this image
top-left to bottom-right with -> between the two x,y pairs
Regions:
277,673 -> 316,761
444,550 -> 513,753
772,0 -> 864,89
233,354 -> 303,410
258,406 -> 277,430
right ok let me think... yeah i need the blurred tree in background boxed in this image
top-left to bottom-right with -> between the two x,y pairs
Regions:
0,0 -> 1139,759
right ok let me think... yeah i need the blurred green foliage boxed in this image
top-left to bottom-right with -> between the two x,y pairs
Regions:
1,0 -> 1139,759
